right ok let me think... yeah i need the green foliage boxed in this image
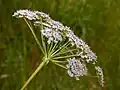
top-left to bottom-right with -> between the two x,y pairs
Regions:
0,0 -> 120,90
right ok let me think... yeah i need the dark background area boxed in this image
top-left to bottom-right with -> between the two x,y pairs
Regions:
0,0 -> 120,90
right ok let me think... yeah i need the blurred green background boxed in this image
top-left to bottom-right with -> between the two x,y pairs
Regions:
0,0 -> 120,90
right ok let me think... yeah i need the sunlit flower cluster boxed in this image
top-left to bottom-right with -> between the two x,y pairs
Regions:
13,9 -> 104,87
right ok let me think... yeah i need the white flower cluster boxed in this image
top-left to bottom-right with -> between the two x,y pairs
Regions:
13,10 -> 97,64
35,11 -> 50,20
46,19 -> 65,31
12,9 -> 51,21
95,66 -> 104,87
41,27 -> 63,44
12,10 -> 39,20
65,27 -> 97,63
83,44 -> 97,63
66,57 -> 87,80
13,10 -> 104,86
13,9 -> 98,65
40,19 -> 65,44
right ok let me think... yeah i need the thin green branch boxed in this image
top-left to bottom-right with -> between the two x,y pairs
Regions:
52,54 -> 79,59
52,61 -> 67,69
24,18 -> 44,54
40,18 -> 47,56
49,41 -> 59,56
42,22 -> 51,28
65,47 -> 74,55
48,42 -> 54,56
51,60 -> 67,63
53,49 -> 77,57
51,41 -> 70,56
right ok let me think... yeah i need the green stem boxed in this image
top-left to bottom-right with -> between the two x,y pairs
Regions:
20,59 -> 47,90
52,61 -> 67,69
51,41 -> 70,56
40,18 -> 47,55
24,18 -> 44,54
22,28 -> 27,89
51,60 -> 67,63
48,42 -> 54,56
52,54 -> 79,59
53,49 -> 77,57
49,41 -> 59,56
41,22 -> 51,28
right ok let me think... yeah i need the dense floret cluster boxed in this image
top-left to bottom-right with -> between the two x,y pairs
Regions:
66,57 -> 87,80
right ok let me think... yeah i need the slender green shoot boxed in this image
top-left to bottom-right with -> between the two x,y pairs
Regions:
20,59 -> 48,90
53,49 -> 77,57
24,18 -> 44,54
51,60 -> 67,69
52,54 -> 79,59
51,41 -> 70,56
40,18 -> 47,56
48,42 -> 54,56
51,60 -> 67,63
49,41 -> 59,56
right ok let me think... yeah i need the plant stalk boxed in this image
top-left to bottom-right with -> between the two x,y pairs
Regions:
20,59 -> 47,90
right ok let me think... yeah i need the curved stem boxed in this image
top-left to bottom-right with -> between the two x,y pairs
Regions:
20,59 -> 47,90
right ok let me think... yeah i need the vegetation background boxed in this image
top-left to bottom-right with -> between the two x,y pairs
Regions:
0,0 -> 120,90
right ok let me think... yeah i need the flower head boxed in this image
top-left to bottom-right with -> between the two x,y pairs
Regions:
12,10 -> 39,20
13,9 -> 104,87
66,57 -> 87,80
41,27 -> 63,44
